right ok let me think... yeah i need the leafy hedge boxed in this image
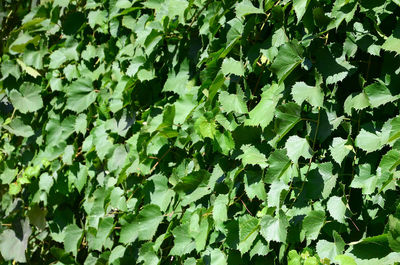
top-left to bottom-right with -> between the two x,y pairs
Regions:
1,0 -> 400,264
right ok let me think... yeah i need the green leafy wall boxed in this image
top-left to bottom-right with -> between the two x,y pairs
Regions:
1,0 -> 400,264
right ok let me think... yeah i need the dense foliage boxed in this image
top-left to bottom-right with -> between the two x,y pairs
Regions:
1,0 -> 400,264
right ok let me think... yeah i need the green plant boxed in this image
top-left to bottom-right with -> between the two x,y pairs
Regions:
1,0 -> 400,264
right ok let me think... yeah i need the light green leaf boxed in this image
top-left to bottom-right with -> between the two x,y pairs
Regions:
350,164 -> 376,195
107,145 -> 128,172
302,210 -> 325,242
343,92 -> 370,115
316,232 -> 345,261
66,78 -> 97,113
221,58 -> 244,76
219,91 -> 247,114
16,58 -> 41,77
88,10 -> 108,28
291,82 -> 323,107
329,137 -> 351,164
238,144 -> 268,168
109,245 -> 126,264
382,25 -> 400,55
269,102 -> 302,147
194,115 -> 217,139
379,149 -> 400,173
3,118 -> 34,137
327,196 -> 346,223
0,219 -> 31,263
335,255 -> 357,265
364,82 -> 397,108
75,113 -> 87,135
285,135 -> 312,163
119,204 -> 163,244
9,83 -> 43,113
238,215 -> 259,254
138,243 -> 159,265
244,170 -> 267,200
388,215 -> 400,252
63,224 -> 83,257
213,194 -> 228,228
264,149 -> 292,184
236,0 -> 264,17
208,249 -> 227,265
170,223 -> 196,256
167,0 -> 188,24
260,211 -> 289,243
270,43 -> 303,83
293,0 -> 311,22
245,83 -> 283,129
355,129 -> 383,153
189,210 -> 209,251
215,130 -> 235,155
87,217 -> 114,251
267,180 -> 288,208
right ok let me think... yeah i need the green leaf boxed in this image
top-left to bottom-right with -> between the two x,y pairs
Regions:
9,83 -> 43,113
194,115 -> 217,139
63,224 -> 83,257
285,135 -> 312,163
291,82 -> 324,107
238,144 -> 268,168
219,91 -> 247,114
221,58 -> 244,76
107,145 -> 128,172
264,149 -> 292,184
3,118 -> 34,137
288,250 -> 302,265
316,232 -> 345,261
88,10 -> 108,28
119,204 -> 163,244
16,58 -> 41,77
0,219 -> 31,263
244,170 -> 267,200
355,129 -> 384,153
335,255 -> 357,265
238,215 -> 259,254
379,149 -> 400,172
327,196 -> 346,223
329,137 -> 351,164
208,249 -> 227,265
27,205 -> 47,231
109,245 -> 126,264
315,47 -> 355,84
75,113 -> 87,135
364,82 -> 397,108
189,210 -> 210,251
344,92 -> 370,115
260,211 -> 289,243
350,164 -> 376,195
236,0 -> 264,17
65,78 -> 97,113
270,43 -> 303,83
388,215 -> 400,252
302,210 -> 325,243
269,102 -> 302,147
267,180 -> 288,208
293,0 -> 311,22
170,223 -> 196,256
87,217 -> 114,251
213,194 -> 229,228
245,83 -> 283,129
382,25 -> 400,55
